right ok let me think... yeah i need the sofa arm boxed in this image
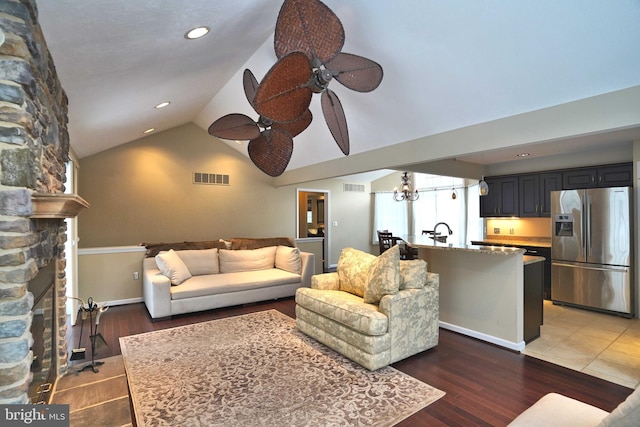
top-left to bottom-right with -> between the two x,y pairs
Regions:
507,393 -> 609,426
142,257 -> 172,319
299,251 -> 315,287
311,272 -> 340,290
379,280 -> 439,363
425,272 -> 439,292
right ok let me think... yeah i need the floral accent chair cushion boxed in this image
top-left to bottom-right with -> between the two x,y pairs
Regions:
337,247 -> 376,297
399,259 -> 427,290
364,245 -> 400,304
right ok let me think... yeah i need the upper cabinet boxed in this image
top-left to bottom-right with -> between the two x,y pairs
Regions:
519,172 -> 562,217
480,176 -> 519,217
562,163 -> 633,189
480,163 -> 631,218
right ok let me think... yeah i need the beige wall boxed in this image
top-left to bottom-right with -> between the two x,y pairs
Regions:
419,247 -> 525,348
77,247 -> 146,304
78,123 -> 373,270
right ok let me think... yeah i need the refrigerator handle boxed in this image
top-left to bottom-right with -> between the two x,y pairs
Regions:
587,197 -> 592,256
581,196 -> 587,256
552,262 -> 629,273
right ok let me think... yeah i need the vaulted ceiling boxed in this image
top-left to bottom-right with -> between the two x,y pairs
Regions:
36,0 -> 640,182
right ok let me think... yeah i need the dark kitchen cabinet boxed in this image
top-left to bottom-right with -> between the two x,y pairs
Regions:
519,172 -> 562,217
598,164 -> 633,187
521,246 -> 551,300
524,259 -> 544,343
562,163 -> 632,189
562,168 -> 597,189
480,162 -> 631,218
480,176 -> 519,217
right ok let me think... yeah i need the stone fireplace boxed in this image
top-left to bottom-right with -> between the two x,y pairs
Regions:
0,0 -> 88,404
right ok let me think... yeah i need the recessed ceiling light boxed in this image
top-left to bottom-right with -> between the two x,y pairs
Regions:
517,153 -> 530,157
155,101 -> 170,109
143,128 -> 155,134
185,26 -> 210,40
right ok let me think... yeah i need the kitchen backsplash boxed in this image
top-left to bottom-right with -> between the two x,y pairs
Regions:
485,218 -> 551,238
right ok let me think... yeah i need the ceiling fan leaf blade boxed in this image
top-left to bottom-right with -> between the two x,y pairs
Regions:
243,69 -> 259,107
254,52 -> 313,123
248,129 -> 294,177
321,90 -> 349,155
326,53 -> 384,92
208,113 -> 260,140
273,109 -> 312,137
274,0 -> 345,63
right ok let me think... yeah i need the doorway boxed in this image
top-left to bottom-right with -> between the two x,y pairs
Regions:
297,189 -> 329,272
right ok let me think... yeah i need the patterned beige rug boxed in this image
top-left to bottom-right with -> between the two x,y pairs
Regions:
120,310 -> 445,426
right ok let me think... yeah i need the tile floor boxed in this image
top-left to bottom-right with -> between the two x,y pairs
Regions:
524,300 -> 640,389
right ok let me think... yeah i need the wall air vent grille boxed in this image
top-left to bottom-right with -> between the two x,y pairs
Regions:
193,172 -> 230,185
343,183 -> 365,193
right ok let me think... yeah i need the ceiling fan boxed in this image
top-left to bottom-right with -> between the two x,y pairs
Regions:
209,0 -> 383,176
254,0 -> 384,156
208,69 -> 312,177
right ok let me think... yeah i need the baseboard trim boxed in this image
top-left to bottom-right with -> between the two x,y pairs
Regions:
439,321 -> 526,352
99,297 -> 143,307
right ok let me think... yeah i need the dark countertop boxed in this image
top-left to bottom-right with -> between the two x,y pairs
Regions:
470,238 -> 551,248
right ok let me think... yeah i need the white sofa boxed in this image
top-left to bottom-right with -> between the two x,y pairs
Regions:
508,386 -> 640,426
143,243 -> 314,319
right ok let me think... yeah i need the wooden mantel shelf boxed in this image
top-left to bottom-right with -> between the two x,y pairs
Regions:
30,193 -> 90,218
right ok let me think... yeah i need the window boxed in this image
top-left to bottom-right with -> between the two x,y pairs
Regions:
372,173 -> 481,245
372,192 -> 408,243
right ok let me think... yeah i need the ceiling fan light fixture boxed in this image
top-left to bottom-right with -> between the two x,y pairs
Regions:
185,26 -> 210,40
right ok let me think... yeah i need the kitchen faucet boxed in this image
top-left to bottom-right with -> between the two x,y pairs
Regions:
433,222 -> 453,236
422,222 -> 453,243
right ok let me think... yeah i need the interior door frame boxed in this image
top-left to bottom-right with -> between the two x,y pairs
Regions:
296,188 -> 330,270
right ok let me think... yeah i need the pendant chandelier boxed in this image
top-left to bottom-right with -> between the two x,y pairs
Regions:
479,176 -> 489,196
393,172 -> 419,202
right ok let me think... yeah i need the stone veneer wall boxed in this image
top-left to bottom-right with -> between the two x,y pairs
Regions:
0,0 -> 71,404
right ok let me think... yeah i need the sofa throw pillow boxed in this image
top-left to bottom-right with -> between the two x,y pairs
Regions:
337,247 -> 376,297
218,246 -> 277,273
399,259 -> 427,290
175,249 -> 219,275
275,245 -> 302,274
364,245 -> 400,304
155,249 -> 192,285
598,385 -> 640,426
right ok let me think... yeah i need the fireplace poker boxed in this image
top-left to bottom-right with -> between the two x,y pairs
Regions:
68,297 -> 86,361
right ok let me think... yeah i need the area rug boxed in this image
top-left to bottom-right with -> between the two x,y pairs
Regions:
120,310 -> 445,427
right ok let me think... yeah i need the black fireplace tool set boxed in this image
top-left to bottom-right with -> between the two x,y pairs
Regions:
69,297 -> 109,373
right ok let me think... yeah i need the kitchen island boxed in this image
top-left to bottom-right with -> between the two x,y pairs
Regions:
403,235 -> 544,351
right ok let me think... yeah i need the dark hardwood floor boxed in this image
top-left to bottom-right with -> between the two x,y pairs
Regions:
67,298 -> 633,426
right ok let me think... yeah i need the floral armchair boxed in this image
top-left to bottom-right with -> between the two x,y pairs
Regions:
295,245 -> 439,370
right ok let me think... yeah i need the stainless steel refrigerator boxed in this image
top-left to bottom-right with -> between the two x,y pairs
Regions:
551,187 -> 633,317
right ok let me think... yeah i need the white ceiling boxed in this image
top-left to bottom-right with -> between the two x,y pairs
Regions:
36,0 -> 640,177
